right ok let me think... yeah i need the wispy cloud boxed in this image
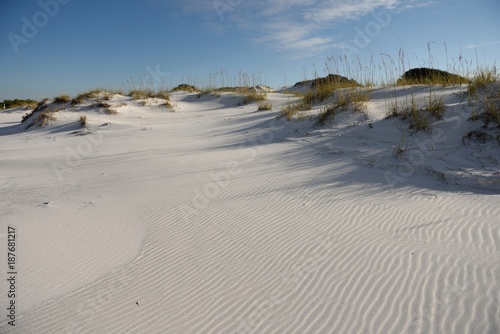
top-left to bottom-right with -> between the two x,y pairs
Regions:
176,0 -> 436,58
464,41 -> 500,49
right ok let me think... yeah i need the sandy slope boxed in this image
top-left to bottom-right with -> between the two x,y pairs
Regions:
0,88 -> 499,333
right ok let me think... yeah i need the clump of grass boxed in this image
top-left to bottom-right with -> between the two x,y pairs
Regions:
72,89 -> 124,105
403,95 -> 429,131
241,91 -> 267,105
348,89 -> 371,112
154,90 -> 170,100
483,98 -> 500,126
335,92 -> 350,110
425,89 -> 446,120
279,101 -> 312,121
386,100 -> 401,118
94,101 -> 118,115
72,90 -> 101,104
467,67 -> 498,96
387,95 -> 430,131
258,102 -> 273,111
472,93 -> 500,127
315,88 -> 371,126
164,100 -> 174,110
129,88 -> 155,100
467,68 -> 499,127
54,94 -> 71,104
79,115 -> 87,127
34,110 -> 58,127
408,108 -> 429,131
303,84 -> 335,104
129,89 -> 170,102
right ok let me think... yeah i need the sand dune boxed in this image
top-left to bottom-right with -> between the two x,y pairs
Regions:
1,87 -> 499,333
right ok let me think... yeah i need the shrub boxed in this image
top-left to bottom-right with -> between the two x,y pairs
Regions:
173,84 -> 200,93
54,95 -> 71,104
79,115 -> 87,127
1,99 -> 38,109
397,68 -> 468,86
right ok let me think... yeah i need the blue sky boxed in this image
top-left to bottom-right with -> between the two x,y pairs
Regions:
1,0 -> 499,100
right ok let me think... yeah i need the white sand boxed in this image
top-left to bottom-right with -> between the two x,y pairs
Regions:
1,87 -> 499,333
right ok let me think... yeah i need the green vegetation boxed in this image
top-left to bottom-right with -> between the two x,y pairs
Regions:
172,84 -> 200,93
1,99 -> 38,109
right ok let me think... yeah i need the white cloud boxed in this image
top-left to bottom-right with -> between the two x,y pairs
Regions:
174,0 -> 437,58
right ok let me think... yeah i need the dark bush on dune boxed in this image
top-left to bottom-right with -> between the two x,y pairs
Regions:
294,74 -> 359,89
172,84 -> 200,93
398,68 -> 467,85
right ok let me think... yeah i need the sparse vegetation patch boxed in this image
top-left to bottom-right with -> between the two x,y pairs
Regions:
241,91 -> 267,105
54,95 -> 71,104
258,102 -> 273,111
279,101 -> 313,121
